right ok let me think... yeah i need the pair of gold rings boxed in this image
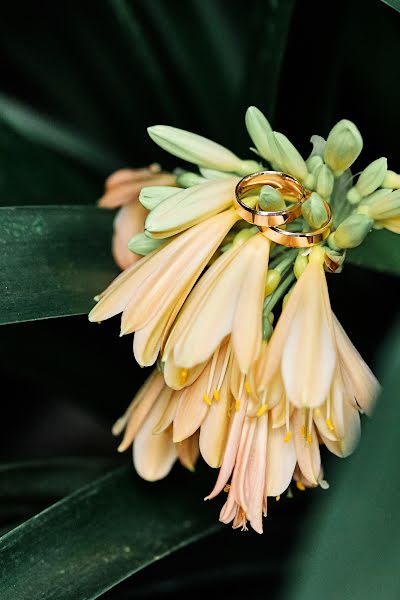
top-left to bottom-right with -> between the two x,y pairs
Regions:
234,171 -> 332,247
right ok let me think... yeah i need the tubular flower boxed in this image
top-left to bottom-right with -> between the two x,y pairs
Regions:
89,108 -> 397,533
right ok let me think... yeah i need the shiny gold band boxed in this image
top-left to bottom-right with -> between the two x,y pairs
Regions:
234,171 -> 307,227
261,201 -> 333,248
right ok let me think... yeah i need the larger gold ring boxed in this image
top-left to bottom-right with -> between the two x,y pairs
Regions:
261,201 -> 333,248
234,171 -> 308,226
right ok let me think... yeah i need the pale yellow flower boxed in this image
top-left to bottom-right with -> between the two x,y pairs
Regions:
163,232 -> 270,375
89,209 -> 239,366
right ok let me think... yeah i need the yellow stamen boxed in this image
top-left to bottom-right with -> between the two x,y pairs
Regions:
307,434 -> 313,445
203,394 -> 212,406
207,346 -> 220,397
224,484 -> 231,493
213,388 -> 220,401
284,431 -> 292,443
275,495 -> 281,502
326,418 -> 335,431
315,408 -> 321,416
245,380 -> 251,394
179,369 -> 188,385
235,399 -> 241,412
256,404 -> 268,417
301,425 -> 306,438
296,482 -> 306,492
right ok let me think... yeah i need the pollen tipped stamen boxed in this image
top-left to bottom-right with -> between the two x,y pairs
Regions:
179,369 -> 188,385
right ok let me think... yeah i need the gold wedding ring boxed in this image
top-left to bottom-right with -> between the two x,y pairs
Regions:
261,201 -> 333,247
234,171 -> 307,227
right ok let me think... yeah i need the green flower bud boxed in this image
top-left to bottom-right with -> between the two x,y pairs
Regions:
264,269 -> 281,296
245,106 -> 275,163
324,119 -> 363,176
306,155 -> 323,174
302,192 -> 329,228
262,314 -> 274,341
324,248 -> 345,273
231,226 -> 258,249
259,185 -> 286,211
148,125 -> 245,173
175,171 -> 206,188
316,164 -> 334,199
382,170 -> 400,189
359,189 -> 400,220
293,253 -> 308,279
274,132 -> 308,182
139,186 -> 181,210
347,157 -> 388,204
128,233 -> 165,256
329,214 -> 373,249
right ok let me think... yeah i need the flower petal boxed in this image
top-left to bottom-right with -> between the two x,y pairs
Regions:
176,431 -> 200,471
265,424 -> 296,496
293,409 -> 321,485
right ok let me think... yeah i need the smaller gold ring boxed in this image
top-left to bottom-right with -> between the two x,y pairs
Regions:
234,171 -> 308,227
262,201 -> 333,248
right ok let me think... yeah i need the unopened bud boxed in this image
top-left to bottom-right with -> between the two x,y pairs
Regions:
232,226 -> 258,249
263,314 -> 273,341
259,185 -> 286,211
128,233 -> 165,255
347,157 -> 388,204
175,171 -> 206,188
139,185 -> 181,210
274,132 -> 308,182
293,253 -> 308,279
306,155 -> 323,174
245,106 -> 275,163
382,170 -> 400,189
264,269 -> 281,296
324,119 -> 363,176
358,189 -> 400,220
316,165 -> 334,199
329,214 -> 373,249
324,248 -> 345,273
302,192 -> 328,228
199,167 -> 234,179
148,125 -> 246,173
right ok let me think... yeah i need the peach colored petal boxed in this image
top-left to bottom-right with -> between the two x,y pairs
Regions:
112,202 -> 148,270
333,314 -> 380,415
105,168 -> 142,190
116,371 -> 165,452
176,431 -> 200,471
265,424 -> 296,496
163,355 -> 207,390
100,173 -> 176,208
380,216 -> 400,233
245,414 -> 268,533
120,209 -> 239,334
133,393 -> 177,482
320,402 -> 361,458
153,390 -> 181,434
205,396 -> 248,500
293,409 -> 321,485
199,369 -> 231,468
281,261 -> 336,408
173,364 -> 211,443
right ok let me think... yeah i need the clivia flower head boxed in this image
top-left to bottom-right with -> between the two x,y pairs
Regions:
89,107 -> 398,533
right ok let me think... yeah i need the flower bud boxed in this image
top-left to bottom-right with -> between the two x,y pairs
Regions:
259,185 -> 286,211
382,170 -> 400,189
245,106 -> 275,163
145,177 -> 238,238
148,125 -> 245,172
128,232 -> 165,255
306,155 -> 323,174
262,314 -> 273,341
347,157 -> 388,204
264,269 -> 281,296
199,167 -> 235,179
324,119 -> 363,176
316,164 -> 334,199
293,253 -> 308,279
274,132 -> 308,182
359,189 -> 400,220
302,192 -> 328,228
329,214 -> 373,249
175,171 -> 206,188
232,226 -> 258,249
139,186 -> 181,210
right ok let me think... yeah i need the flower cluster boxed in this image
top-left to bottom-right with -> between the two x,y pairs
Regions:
90,107 -> 399,533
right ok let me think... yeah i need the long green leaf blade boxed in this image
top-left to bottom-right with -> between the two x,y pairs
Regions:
381,0 -> 400,13
0,465 -> 219,600
0,205 -> 116,325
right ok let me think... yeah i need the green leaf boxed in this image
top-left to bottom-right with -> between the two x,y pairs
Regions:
0,205 -> 117,325
381,0 -> 400,13
283,322 -> 400,600
346,229 -> 400,275
0,458 -> 115,535
0,465 -> 219,600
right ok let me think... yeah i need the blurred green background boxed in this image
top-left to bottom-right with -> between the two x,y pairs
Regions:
0,1 -> 399,598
